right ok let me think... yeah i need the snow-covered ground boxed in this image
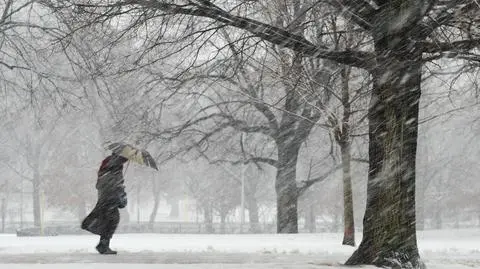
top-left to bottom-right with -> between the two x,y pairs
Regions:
0,229 -> 479,268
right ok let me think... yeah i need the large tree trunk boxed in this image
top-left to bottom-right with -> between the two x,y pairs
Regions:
275,141 -> 301,233
346,43 -> 423,267
340,141 -> 355,246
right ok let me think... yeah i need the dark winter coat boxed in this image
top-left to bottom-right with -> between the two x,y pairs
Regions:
81,155 -> 128,238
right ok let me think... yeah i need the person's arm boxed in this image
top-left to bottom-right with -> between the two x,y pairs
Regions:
118,186 -> 128,208
116,173 -> 127,208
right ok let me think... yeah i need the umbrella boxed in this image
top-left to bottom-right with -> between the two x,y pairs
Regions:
107,142 -> 158,170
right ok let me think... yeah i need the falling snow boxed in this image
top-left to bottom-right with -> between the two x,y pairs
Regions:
1,1 -> 479,269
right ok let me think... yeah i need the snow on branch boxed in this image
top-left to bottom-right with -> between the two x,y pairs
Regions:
329,0 -> 376,30
210,157 -> 278,168
297,164 -> 343,196
420,0 -> 479,38
75,0 -> 376,70
421,39 -> 480,54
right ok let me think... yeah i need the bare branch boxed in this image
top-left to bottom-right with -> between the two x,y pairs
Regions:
297,164 -> 343,196
419,0 -> 478,38
177,112 -> 273,137
220,29 -> 279,132
421,38 -> 480,53
0,60 -> 31,71
329,0 -> 376,30
76,0 -> 376,69
211,157 -> 278,168
352,157 -> 369,163
1,162 -> 33,182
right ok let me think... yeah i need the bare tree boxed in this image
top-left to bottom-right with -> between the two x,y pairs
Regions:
44,0 -> 480,267
1,105 -> 66,227
42,114 -> 103,221
185,164 -> 241,233
315,16 -> 370,246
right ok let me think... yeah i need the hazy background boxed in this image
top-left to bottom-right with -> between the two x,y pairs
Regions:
0,0 -> 479,236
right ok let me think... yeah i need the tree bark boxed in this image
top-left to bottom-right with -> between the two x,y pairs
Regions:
346,48 -> 423,267
339,65 -> 355,246
275,141 -> 301,233
344,2 -> 427,263
341,141 -> 355,246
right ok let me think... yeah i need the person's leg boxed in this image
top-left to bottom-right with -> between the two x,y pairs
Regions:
96,208 -> 120,254
96,235 -> 117,254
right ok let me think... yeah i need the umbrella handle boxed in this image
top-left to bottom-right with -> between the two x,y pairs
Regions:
124,160 -> 130,176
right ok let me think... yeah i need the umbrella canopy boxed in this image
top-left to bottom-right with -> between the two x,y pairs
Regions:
107,142 -> 158,170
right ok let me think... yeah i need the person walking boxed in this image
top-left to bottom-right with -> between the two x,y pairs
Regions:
81,153 -> 128,254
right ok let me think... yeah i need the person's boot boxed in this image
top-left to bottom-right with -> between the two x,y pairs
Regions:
96,237 -> 117,255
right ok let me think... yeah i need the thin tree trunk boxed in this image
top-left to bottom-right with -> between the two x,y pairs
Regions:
149,176 -> 161,225
149,194 -> 160,226
434,205 -> 442,229
341,141 -> 355,246
1,198 -> 5,233
275,142 -> 301,233
204,206 -> 214,233
32,169 -> 41,228
220,213 -> 226,234
339,65 -> 355,246
346,43 -> 422,267
246,192 -> 260,233
168,197 -> 180,218
477,209 -> 480,227
306,205 -> 316,233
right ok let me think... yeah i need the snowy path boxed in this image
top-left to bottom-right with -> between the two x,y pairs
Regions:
0,229 -> 478,268
0,252 -> 347,268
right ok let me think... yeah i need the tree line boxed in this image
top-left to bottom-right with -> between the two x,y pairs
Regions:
0,1 -> 479,268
